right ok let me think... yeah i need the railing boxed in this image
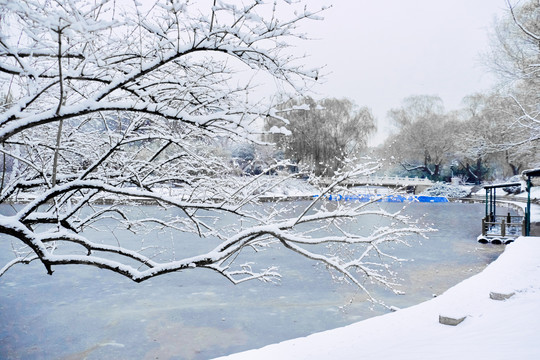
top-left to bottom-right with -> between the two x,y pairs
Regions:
321,176 -> 433,187
481,214 -> 525,238
354,175 -> 432,185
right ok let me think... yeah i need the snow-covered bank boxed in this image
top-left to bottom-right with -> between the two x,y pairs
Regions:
214,236 -> 540,360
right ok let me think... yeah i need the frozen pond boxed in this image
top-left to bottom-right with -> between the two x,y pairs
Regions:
0,202 -> 507,359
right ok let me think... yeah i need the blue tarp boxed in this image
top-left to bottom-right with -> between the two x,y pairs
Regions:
314,194 -> 448,203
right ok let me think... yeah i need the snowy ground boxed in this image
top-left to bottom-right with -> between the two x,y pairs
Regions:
214,195 -> 540,360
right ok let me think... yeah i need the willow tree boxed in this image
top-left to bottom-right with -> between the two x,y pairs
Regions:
265,97 -> 376,176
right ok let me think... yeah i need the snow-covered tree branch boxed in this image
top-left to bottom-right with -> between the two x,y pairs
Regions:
0,0 -> 425,300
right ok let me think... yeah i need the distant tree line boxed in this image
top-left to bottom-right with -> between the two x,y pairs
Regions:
379,0 -> 539,183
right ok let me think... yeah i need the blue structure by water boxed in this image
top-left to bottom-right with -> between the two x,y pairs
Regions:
315,194 -> 448,203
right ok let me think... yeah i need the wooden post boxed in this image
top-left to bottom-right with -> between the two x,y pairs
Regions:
482,217 -> 486,236
526,176 -> 531,236
493,188 -> 496,219
501,219 -> 506,237
485,189 -> 489,219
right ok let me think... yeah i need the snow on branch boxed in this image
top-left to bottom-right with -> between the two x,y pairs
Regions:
0,0 -> 428,300
506,0 -> 540,42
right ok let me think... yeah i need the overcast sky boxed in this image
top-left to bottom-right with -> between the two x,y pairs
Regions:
293,0 -> 510,145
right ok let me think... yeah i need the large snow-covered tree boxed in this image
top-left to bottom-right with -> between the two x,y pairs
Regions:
0,0 -> 423,300
485,0 -> 540,149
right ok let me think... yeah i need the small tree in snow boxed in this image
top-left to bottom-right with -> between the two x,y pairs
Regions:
0,0 -> 424,302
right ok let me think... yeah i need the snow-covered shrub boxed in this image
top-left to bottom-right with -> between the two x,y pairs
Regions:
231,143 -> 256,162
421,182 -> 471,198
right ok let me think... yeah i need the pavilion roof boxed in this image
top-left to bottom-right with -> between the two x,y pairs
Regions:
483,181 -> 522,189
523,168 -> 540,178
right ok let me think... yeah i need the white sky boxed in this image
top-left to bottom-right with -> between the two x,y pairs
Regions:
293,0 -> 510,145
